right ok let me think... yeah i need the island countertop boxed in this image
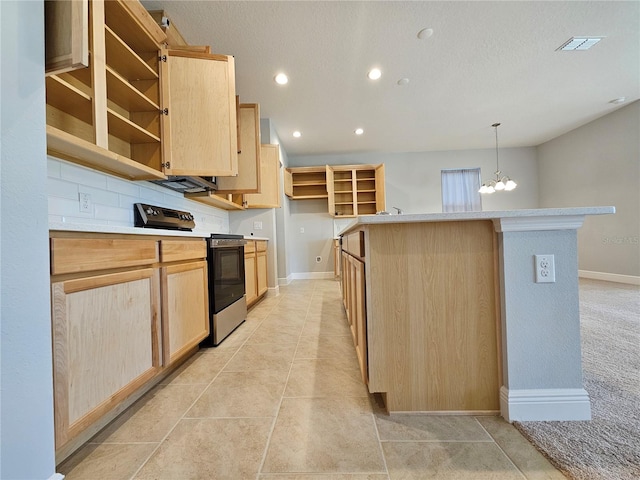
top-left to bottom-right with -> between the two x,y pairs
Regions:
338,206 -> 615,235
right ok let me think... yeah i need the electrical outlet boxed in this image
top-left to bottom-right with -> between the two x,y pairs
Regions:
300,227 -> 305,234
79,193 -> 92,213
535,254 -> 556,283
253,221 -> 263,230
316,256 -> 322,263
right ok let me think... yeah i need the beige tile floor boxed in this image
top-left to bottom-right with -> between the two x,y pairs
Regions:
59,279 -> 566,480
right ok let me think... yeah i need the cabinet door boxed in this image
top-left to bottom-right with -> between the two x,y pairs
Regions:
45,0 -> 89,75
216,103 -> 261,193
257,251 -> 268,296
245,253 -> 258,305
51,268 -> 161,449
162,50 -> 237,176
245,144 -> 281,208
353,258 -> 368,383
161,260 -> 209,366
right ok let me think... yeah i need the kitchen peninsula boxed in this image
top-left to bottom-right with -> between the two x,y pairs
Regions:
339,207 -> 614,421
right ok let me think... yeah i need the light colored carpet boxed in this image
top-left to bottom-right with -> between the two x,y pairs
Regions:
515,278 -> 640,480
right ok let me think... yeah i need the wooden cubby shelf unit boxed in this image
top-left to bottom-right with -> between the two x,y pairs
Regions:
284,167 -> 328,199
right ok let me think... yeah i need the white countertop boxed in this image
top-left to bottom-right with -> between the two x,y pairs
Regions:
338,206 -> 615,235
49,222 -> 269,241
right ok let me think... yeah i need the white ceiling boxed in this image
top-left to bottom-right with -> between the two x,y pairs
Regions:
141,1 -> 640,156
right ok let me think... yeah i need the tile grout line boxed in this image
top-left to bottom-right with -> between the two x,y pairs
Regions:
127,295 -> 283,480
473,416 -> 528,480
255,282 -> 320,479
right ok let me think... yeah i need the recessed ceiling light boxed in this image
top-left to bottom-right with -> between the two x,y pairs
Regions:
609,97 -> 626,105
354,128 -> 364,135
417,28 -> 433,39
557,37 -> 603,51
397,78 -> 410,86
367,68 -> 382,80
293,131 -> 301,138
274,73 -> 288,85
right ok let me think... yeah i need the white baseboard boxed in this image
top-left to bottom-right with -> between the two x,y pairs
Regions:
278,275 -> 292,286
266,285 -> 280,297
579,270 -> 640,285
48,474 -> 65,480
290,271 -> 335,280
500,386 -> 591,422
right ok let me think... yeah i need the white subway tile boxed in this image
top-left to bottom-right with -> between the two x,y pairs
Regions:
49,196 -> 86,218
60,161 -> 108,189
78,186 -> 119,207
47,157 -> 62,178
139,185 -> 165,204
48,177 -> 78,199
94,204 -> 130,222
106,177 -> 140,196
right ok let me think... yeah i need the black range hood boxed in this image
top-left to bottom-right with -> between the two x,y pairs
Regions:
150,176 -> 217,194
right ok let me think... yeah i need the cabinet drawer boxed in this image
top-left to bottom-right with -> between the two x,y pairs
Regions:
159,239 -> 206,263
51,238 -> 158,275
244,240 -> 256,254
343,231 -> 364,258
256,240 -> 267,252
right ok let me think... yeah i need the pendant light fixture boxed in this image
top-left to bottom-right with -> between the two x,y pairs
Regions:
479,123 -> 517,194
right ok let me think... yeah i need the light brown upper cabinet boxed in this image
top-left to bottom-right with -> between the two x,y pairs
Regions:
215,103 -> 261,193
45,0 -> 238,181
160,50 -> 238,177
327,164 -> 386,217
45,0 -> 89,75
244,144 -> 281,209
284,166 -> 328,199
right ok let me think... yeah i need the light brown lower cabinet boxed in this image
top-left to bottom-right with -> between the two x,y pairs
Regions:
341,249 -> 367,383
50,233 -> 208,459
159,239 -> 209,366
245,239 -> 268,307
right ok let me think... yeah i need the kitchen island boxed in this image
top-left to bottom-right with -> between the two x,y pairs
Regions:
339,207 -> 614,421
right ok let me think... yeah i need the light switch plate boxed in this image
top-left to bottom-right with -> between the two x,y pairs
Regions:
253,221 -> 262,230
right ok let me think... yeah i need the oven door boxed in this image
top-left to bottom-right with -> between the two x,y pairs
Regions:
210,245 -> 246,313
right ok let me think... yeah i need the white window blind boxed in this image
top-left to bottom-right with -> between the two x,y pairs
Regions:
441,168 -> 482,212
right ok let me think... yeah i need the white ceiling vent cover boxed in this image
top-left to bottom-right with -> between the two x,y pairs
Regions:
557,37 -> 603,51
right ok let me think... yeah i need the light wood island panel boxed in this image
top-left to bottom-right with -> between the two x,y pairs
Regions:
353,220 -> 501,413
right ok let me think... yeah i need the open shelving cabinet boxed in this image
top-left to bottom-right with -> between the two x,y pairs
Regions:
46,0 -> 167,180
284,166 -> 328,200
327,164 -> 385,217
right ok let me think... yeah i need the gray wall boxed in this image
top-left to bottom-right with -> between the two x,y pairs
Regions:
1,1 -> 57,478
500,230 -> 583,390
537,101 -> 640,277
287,147 -> 539,275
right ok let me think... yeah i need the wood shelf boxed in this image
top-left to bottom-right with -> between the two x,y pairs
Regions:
47,125 -> 166,181
104,0 -> 164,54
107,109 -> 160,144
46,75 -> 93,124
105,26 -> 158,81
106,66 -> 159,112
186,192 -> 245,210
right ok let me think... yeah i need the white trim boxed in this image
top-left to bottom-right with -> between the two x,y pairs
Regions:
48,474 -> 65,480
500,386 -> 591,422
290,271 -> 335,280
579,270 -> 640,285
278,275 -> 293,286
493,215 -> 585,232
266,285 -> 280,297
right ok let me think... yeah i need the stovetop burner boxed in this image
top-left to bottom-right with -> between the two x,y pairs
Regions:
134,203 -> 195,231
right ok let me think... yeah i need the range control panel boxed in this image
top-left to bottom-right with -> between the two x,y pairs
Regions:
134,203 -> 195,231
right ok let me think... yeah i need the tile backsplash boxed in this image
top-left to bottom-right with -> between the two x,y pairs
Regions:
48,157 -> 230,234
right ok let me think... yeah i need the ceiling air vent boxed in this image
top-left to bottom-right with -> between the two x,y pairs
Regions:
557,37 -> 603,51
